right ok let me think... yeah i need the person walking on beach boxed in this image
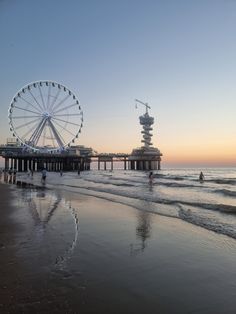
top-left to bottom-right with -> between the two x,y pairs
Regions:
41,168 -> 47,183
13,169 -> 17,184
8,168 -> 13,183
199,171 -> 204,182
149,171 -> 154,185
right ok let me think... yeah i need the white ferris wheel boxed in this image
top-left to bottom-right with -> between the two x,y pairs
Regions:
8,80 -> 83,152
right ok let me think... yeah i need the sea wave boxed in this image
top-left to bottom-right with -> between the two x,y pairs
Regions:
82,177 -> 198,189
81,176 -> 236,197
60,182 -> 236,215
214,189 -> 236,197
178,206 -> 236,239
207,179 -> 236,185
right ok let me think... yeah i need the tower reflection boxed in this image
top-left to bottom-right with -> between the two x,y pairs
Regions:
130,210 -> 152,256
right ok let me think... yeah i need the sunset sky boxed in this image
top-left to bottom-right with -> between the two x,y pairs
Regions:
1,0 -> 236,167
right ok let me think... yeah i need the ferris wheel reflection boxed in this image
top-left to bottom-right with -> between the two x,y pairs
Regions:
19,187 -> 80,270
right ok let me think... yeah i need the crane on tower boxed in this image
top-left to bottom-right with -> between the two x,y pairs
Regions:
135,99 -> 151,114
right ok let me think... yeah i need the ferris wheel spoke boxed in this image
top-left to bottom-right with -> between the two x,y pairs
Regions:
29,90 -> 45,113
11,114 -> 41,119
46,84 -> 51,111
53,113 -> 83,117
52,116 -> 81,126
52,119 -> 77,137
14,117 -> 41,130
48,88 -> 61,113
14,105 -> 42,116
47,119 -> 65,148
18,95 -> 43,114
38,84 -> 46,111
52,102 -> 79,114
50,94 -> 71,113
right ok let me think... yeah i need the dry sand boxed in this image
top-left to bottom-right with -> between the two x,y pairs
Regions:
0,182 -> 236,314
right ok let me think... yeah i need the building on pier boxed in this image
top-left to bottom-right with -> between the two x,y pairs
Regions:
129,100 -> 162,170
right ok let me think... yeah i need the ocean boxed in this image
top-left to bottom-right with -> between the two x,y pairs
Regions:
2,166 -> 236,313
16,166 -> 236,240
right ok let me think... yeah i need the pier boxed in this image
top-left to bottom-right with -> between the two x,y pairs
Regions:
2,81 -> 162,172
0,147 -> 161,172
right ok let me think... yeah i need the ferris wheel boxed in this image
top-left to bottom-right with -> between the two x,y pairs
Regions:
8,80 -> 83,152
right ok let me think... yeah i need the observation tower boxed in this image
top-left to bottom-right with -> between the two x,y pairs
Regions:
129,99 -> 162,170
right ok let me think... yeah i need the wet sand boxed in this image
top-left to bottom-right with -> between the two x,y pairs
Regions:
0,182 -> 236,314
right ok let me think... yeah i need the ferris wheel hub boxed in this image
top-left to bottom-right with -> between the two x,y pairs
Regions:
43,112 -> 51,119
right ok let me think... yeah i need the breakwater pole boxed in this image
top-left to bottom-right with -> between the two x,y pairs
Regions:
92,155 -> 129,171
92,154 -> 160,171
129,156 -> 161,171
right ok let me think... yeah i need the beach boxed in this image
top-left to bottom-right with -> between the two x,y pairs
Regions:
0,177 -> 236,314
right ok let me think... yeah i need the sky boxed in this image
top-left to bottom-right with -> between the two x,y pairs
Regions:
0,0 -> 236,167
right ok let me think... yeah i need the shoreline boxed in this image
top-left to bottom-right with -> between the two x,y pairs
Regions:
0,181 -> 236,313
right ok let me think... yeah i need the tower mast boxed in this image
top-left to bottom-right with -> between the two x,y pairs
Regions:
135,99 -> 151,114
135,99 -> 154,149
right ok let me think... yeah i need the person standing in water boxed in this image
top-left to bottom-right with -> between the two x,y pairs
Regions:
199,171 -> 204,182
149,171 -> 154,185
41,168 -> 47,183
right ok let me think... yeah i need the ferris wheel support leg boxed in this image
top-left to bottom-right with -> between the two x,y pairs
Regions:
47,120 -> 64,149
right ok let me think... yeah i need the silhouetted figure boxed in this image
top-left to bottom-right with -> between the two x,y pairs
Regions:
13,169 -> 17,183
60,170 -> 63,176
199,171 -> 204,182
149,171 -> 153,185
41,168 -> 47,183
8,168 -> 13,183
